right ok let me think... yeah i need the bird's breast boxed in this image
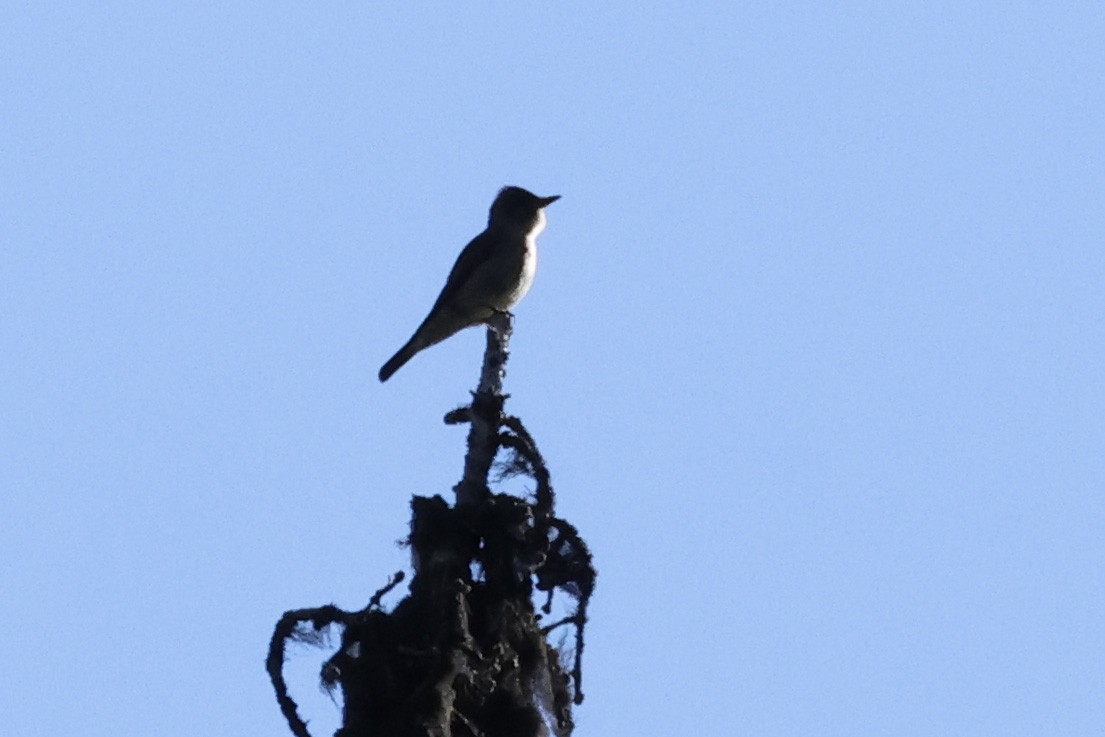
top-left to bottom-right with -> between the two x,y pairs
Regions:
500,235 -> 537,308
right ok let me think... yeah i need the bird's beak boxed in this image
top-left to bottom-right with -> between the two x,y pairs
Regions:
538,195 -> 561,208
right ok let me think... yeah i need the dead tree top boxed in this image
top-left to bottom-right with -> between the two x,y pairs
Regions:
269,317 -> 596,737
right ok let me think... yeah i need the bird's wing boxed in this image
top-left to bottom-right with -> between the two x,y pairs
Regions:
429,230 -> 494,311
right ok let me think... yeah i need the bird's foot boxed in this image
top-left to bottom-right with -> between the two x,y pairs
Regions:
487,310 -> 514,336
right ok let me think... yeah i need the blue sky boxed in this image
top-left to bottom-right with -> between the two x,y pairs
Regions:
2,3 -> 1103,735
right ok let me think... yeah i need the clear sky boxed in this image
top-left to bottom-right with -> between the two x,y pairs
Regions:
2,3 -> 1103,736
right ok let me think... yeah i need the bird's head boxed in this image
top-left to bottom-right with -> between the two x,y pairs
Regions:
488,186 -> 560,232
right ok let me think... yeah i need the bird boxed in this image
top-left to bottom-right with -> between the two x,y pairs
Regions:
378,186 -> 560,382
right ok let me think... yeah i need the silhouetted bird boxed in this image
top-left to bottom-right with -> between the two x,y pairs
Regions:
379,186 -> 560,382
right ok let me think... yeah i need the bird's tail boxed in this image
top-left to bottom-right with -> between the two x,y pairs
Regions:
378,338 -> 420,382
379,305 -> 482,382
